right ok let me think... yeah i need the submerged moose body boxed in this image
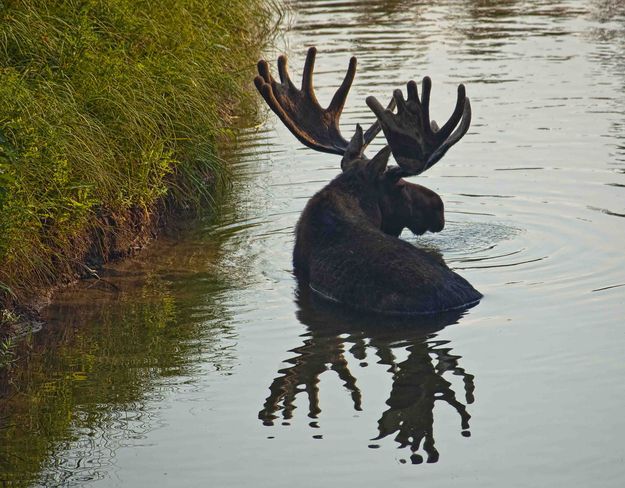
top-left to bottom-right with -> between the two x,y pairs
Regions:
254,47 -> 482,315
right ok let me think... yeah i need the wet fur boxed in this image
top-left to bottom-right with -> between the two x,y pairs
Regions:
293,160 -> 482,315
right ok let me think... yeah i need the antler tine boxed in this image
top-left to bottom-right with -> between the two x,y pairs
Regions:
363,96 -> 397,146
301,47 -> 317,99
277,55 -> 296,91
366,77 -> 472,176
435,84 -> 466,142
419,77 -> 432,133
424,98 -> 471,170
329,55 -> 357,115
256,59 -> 273,84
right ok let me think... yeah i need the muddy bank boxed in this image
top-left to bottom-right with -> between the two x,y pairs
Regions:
0,0 -> 280,334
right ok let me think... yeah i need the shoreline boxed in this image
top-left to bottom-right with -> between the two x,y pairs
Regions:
0,0 -> 280,340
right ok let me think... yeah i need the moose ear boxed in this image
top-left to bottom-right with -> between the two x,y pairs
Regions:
366,145 -> 391,178
383,166 -> 405,184
341,124 -> 365,171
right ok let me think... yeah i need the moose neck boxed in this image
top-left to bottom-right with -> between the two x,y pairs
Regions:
330,169 -> 385,230
293,169 -> 385,280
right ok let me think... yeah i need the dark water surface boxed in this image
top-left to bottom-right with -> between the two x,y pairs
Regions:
2,1 -> 625,486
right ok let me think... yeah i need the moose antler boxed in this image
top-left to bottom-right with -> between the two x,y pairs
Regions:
254,47 -> 387,161
366,77 -> 472,176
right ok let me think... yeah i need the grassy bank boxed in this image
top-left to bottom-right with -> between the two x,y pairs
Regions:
0,0 -> 277,321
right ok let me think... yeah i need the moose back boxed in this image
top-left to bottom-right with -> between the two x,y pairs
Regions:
255,47 -> 481,315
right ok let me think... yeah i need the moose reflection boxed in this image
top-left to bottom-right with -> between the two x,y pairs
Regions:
255,47 -> 481,315
259,288 -> 475,464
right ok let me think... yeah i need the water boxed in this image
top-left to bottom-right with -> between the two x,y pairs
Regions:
2,0 -> 625,486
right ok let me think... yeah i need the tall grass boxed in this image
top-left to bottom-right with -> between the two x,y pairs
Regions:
0,0 -> 277,309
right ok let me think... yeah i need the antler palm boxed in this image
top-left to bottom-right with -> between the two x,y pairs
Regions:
254,47 -> 356,155
366,78 -> 472,175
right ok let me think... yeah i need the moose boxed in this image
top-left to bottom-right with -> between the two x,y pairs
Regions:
254,47 -> 481,315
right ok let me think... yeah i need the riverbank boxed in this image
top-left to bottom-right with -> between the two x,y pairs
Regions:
0,0 -> 278,334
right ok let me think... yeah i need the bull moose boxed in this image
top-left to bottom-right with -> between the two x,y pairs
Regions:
254,47 -> 481,315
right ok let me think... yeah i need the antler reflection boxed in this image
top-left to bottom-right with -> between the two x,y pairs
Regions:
259,292 -> 475,463
258,332 -> 362,425
372,338 -> 474,464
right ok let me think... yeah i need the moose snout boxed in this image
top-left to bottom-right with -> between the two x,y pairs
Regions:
430,209 -> 445,232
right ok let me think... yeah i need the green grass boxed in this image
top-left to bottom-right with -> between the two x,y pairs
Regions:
0,0 -> 278,308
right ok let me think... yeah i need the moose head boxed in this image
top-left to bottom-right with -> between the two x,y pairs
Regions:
254,47 -> 480,315
254,47 -> 470,236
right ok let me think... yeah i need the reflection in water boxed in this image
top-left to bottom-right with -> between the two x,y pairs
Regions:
0,120 -> 266,487
260,286 -> 474,464
0,222 -> 238,486
1,0 -> 625,485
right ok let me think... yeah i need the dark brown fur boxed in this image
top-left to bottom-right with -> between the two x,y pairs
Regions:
293,154 -> 481,315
